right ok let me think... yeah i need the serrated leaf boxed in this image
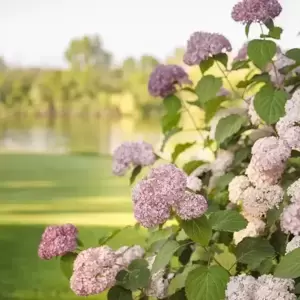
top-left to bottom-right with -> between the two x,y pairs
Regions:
245,21 -> 252,37
231,60 -> 250,71
254,84 -> 289,124
181,215 -> 212,246
107,286 -> 133,300
195,75 -> 222,104
183,160 -> 206,175
215,114 -> 246,144
161,113 -> 181,133
209,211 -> 248,232
235,237 -> 275,270
185,265 -> 229,300
98,226 -> 130,245
160,127 -> 182,151
60,253 -> 77,280
163,95 -> 182,115
286,48 -> 300,63
274,248 -> 300,278
172,142 -> 195,163
151,240 -> 180,274
200,57 -> 214,74
214,53 -> 228,68
247,39 -> 277,69
128,259 -> 149,271
204,96 -> 226,122
130,165 -> 142,185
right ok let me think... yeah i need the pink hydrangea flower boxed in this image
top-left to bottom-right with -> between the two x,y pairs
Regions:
280,203 -> 300,235
38,224 -> 78,260
70,246 -> 119,296
173,191 -> 208,220
112,141 -> 156,176
148,64 -> 191,98
232,0 -> 282,23
184,31 -> 232,66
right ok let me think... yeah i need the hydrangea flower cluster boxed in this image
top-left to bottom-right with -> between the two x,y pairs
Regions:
276,90 -> 300,150
112,141 -> 156,176
38,224 -> 78,260
231,0 -> 282,23
280,203 -> 300,236
70,245 -> 144,296
133,164 -> 207,227
226,274 -> 296,300
183,31 -> 232,66
148,64 -> 191,98
287,178 -> 300,203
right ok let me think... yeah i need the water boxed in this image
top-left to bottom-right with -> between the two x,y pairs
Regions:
0,116 -> 161,155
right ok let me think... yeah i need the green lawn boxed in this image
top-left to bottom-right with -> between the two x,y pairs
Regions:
0,154 -> 145,300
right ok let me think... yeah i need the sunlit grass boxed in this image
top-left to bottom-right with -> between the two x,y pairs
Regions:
0,153 -> 141,300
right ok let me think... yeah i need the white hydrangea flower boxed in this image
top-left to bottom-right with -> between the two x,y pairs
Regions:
285,90 -> 300,118
242,185 -> 284,218
247,96 -> 261,126
280,203 -> 300,235
115,245 -> 145,267
228,176 -> 250,204
225,274 -> 257,300
255,275 -> 296,300
287,178 -> 300,203
286,236 -> 300,254
187,176 -> 202,192
210,150 -> 234,175
145,256 -> 169,299
281,126 -> 300,150
233,218 -> 265,245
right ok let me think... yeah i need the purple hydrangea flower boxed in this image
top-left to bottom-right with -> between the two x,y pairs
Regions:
148,64 -> 191,98
112,141 -> 156,176
183,32 -> 232,66
232,0 -> 282,24
38,224 -> 78,260
173,191 -> 208,220
70,246 -> 119,296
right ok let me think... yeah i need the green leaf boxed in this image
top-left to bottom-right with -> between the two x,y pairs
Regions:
247,39 -> 277,69
128,259 -> 149,271
107,286 -> 133,300
168,265 -> 197,295
151,240 -> 180,274
236,73 -> 270,88
76,238 -> 84,247
98,226 -> 130,245
264,19 -> 274,30
215,114 -> 246,144
233,147 -> 250,166
285,48 -> 300,63
195,75 -> 222,104
214,172 -> 235,193
254,84 -> 289,124
185,265 -> 229,300
161,113 -> 181,133
60,253 -> 77,280
209,211 -> 248,232
255,258 -> 274,274
274,248 -> 300,278
214,53 -> 228,68
204,96 -> 226,122
183,160 -> 206,175
163,95 -> 182,115
172,142 -> 195,163
160,127 -> 182,151
231,60 -> 250,71
181,215 -> 212,246
200,57 -> 214,74
147,226 -> 178,246
130,165 -> 142,185
235,237 -> 275,270
245,21 -> 252,37
267,26 -> 283,39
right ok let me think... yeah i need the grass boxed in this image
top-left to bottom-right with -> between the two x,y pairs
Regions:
0,153 -> 145,300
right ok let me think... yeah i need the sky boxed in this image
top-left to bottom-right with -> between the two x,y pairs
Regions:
0,0 -> 298,67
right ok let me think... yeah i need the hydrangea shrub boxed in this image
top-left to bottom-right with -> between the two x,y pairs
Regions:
38,0 -> 300,299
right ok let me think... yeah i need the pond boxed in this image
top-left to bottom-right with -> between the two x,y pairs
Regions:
0,116 -> 161,155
